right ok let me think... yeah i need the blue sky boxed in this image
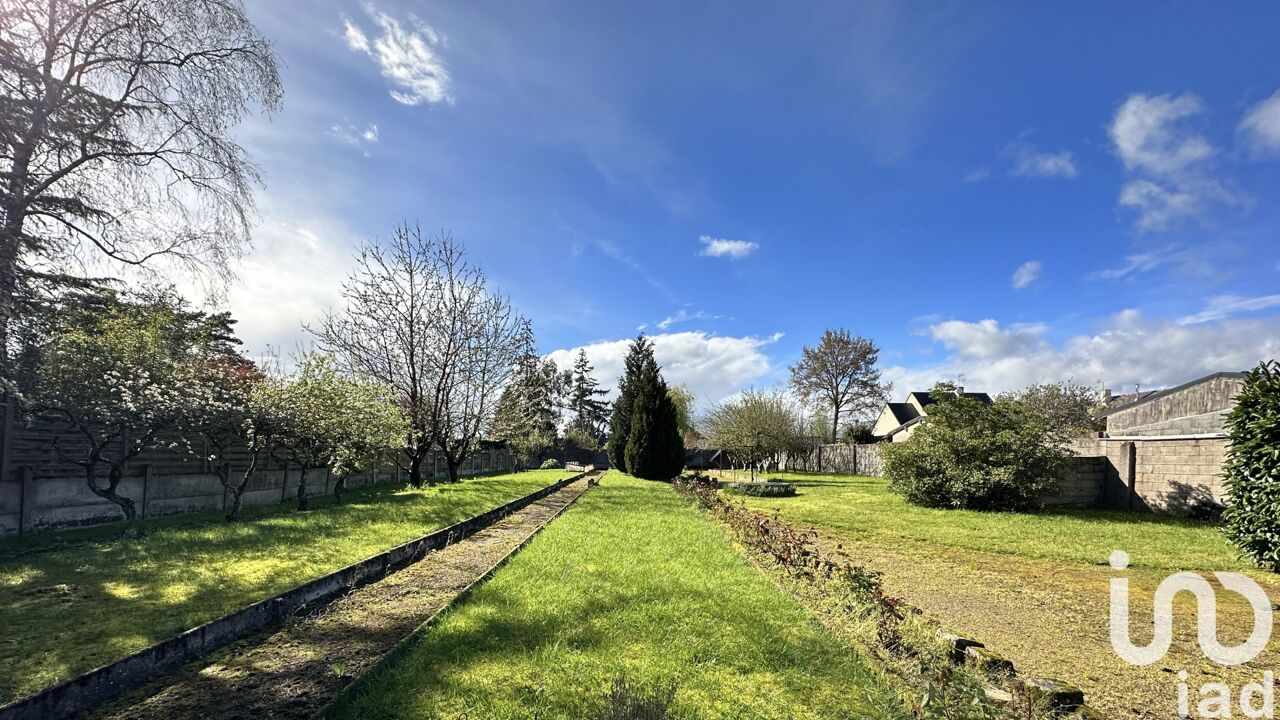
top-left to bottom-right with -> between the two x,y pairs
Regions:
214,0 -> 1280,407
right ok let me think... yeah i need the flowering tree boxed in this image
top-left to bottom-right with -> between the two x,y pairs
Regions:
181,351 -> 264,520
31,288 -> 240,536
256,353 -> 405,510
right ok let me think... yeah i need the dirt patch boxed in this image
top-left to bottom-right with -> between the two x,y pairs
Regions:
87,478 -> 593,720
808,530 -> 1280,719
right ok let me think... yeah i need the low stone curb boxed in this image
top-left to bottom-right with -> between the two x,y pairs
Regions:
313,471 -> 599,718
938,630 -> 1104,717
0,472 -> 587,720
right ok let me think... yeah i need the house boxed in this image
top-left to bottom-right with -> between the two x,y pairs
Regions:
871,388 -> 993,442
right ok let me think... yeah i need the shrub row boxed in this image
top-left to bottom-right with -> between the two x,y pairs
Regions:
727,481 -> 797,498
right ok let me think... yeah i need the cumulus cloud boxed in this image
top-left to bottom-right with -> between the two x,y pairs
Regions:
698,235 -> 758,259
884,313 -> 1280,395
342,6 -> 453,106
1004,142 -> 1077,179
1178,294 -> 1280,325
174,219 -> 354,357
546,331 -> 783,406
1011,260 -> 1041,289
1109,92 -> 1242,231
1239,90 -> 1280,158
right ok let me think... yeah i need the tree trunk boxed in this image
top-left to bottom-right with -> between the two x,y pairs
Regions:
446,457 -> 461,483
296,465 -> 309,511
85,464 -> 144,538
831,406 -> 840,444
224,451 -> 258,522
406,451 -> 425,488
332,473 -> 348,503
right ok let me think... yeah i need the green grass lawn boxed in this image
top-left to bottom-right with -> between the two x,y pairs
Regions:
718,471 -> 1277,719
726,471 -> 1246,572
0,469 -> 574,705
329,473 -> 911,720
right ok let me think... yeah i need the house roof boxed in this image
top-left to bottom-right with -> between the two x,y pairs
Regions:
882,402 -> 921,425
908,391 -> 993,406
884,415 -> 926,437
1097,371 -> 1248,418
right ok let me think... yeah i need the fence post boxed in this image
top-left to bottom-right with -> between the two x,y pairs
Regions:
1122,441 -> 1138,511
18,466 -> 32,534
140,464 -> 151,519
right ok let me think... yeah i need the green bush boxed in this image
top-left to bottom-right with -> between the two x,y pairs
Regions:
540,458 -> 561,470
1224,361 -> 1280,571
728,481 -> 797,498
881,391 -> 1068,511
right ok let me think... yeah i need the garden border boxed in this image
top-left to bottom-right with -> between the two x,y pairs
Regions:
0,471 -> 587,720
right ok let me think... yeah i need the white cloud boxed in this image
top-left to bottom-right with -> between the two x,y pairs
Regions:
1178,294 -> 1280,325
1109,92 -> 1242,231
329,121 -> 379,146
885,313 -> 1280,395
964,167 -> 991,183
1011,260 -> 1041,289
342,7 -> 453,106
176,219 -> 354,357
1090,244 -> 1229,283
546,331 -> 783,407
698,235 -> 758,259
1004,142 -> 1078,179
655,309 -> 723,330
1111,93 -> 1213,175
1239,90 -> 1280,158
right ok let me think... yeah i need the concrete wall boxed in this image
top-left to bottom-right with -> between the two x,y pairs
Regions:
1067,436 -> 1227,514
0,448 -> 515,535
779,443 -> 885,476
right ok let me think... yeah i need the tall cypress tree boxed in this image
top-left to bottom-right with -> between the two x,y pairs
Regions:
606,335 -> 655,472
624,363 -> 687,480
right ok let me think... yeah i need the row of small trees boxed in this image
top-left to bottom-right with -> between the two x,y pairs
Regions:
10,225 -> 605,537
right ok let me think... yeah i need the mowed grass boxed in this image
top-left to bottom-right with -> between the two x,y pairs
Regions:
329,473 -> 910,720
720,471 -> 1278,719
726,471 -> 1246,572
0,469 -> 574,704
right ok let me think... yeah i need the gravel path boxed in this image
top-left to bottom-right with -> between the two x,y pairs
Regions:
88,476 -> 595,720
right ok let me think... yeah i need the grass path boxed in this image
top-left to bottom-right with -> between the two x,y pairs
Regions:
725,472 -> 1280,719
0,469 -> 574,704
329,473 -> 911,720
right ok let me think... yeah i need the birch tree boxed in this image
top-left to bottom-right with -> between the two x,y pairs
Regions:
0,0 -> 281,349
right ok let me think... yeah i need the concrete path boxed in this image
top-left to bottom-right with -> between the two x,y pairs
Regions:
88,476 -> 595,720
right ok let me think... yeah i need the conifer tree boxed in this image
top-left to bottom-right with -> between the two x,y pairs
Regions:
606,335 -> 656,472
568,349 -> 610,441
624,363 -> 686,480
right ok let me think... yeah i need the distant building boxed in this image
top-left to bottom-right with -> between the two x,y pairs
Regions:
871,388 -> 993,442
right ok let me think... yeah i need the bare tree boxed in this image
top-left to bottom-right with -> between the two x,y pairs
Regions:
313,225 -> 524,485
0,0 -> 282,348
426,247 -> 523,482
311,226 -> 440,486
788,328 -> 890,443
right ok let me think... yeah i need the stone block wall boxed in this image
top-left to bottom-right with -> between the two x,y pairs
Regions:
1067,436 -> 1227,514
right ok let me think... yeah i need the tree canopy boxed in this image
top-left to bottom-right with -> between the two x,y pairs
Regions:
789,329 -> 890,443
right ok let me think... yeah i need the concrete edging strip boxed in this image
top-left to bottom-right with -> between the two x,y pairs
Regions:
0,472 -> 587,720
314,471 -> 598,718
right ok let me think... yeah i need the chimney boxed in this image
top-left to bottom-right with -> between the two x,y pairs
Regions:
955,386 -> 964,397
1101,388 -> 1112,403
